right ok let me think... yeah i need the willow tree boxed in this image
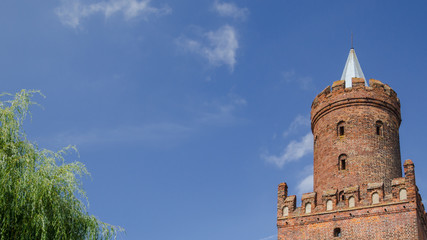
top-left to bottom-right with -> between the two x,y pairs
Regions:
0,90 -> 121,239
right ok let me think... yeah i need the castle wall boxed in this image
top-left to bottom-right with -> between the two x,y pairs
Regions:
278,203 -> 420,240
277,159 -> 427,239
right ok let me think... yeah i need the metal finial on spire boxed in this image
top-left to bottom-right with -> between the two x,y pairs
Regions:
351,32 -> 353,49
340,48 -> 367,88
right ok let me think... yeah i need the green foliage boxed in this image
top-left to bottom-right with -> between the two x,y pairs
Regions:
0,90 -> 121,239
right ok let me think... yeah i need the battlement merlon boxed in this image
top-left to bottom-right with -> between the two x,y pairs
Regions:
311,78 -> 401,132
277,183 -> 288,208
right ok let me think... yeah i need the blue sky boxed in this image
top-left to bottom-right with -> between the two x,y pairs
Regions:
1,0 -> 427,239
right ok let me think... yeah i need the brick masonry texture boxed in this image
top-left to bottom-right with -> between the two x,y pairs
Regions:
311,79 -> 402,201
278,205 -> 419,240
277,78 -> 427,239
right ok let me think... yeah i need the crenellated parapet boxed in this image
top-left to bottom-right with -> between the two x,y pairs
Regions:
277,159 -> 422,223
311,78 -> 401,130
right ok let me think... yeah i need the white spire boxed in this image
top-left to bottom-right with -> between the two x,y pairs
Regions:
340,48 -> 367,88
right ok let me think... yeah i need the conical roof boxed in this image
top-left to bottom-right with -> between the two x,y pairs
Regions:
340,48 -> 367,88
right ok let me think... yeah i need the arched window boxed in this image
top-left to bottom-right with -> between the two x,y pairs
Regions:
339,154 -> 347,170
334,228 -> 341,237
305,203 -> 312,214
282,206 -> 289,217
337,121 -> 345,137
372,192 -> 380,204
348,196 -> 355,208
326,200 -> 333,211
376,121 -> 383,136
399,188 -> 407,200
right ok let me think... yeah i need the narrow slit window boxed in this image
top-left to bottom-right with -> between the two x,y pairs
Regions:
339,154 -> 347,170
338,191 -> 345,202
376,121 -> 383,136
337,121 -> 345,137
339,126 -> 345,136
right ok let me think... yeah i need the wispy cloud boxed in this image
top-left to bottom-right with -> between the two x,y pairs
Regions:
262,132 -> 313,168
262,114 -> 313,167
282,70 -> 314,91
47,122 -> 192,147
44,94 -> 246,147
259,234 -> 277,240
213,1 -> 249,20
297,174 -> 313,195
297,165 -> 313,195
198,94 -> 246,125
282,115 -> 310,138
55,0 -> 171,28
176,25 -> 239,70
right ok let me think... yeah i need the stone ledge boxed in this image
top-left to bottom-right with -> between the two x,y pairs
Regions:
302,192 -> 316,200
368,182 -> 384,190
344,185 -> 359,193
323,189 -> 337,197
392,177 -> 406,186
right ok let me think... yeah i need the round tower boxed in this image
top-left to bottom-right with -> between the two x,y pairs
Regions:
310,49 -> 402,202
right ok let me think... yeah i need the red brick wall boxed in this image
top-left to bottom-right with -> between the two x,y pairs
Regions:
278,202 -> 421,240
311,79 -> 402,202
277,160 -> 427,240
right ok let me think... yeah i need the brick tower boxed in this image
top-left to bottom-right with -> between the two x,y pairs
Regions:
277,48 -> 427,239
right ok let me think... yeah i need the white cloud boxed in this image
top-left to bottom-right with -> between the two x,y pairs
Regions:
283,70 -> 314,91
213,1 -> 249,20
177,25 -> 239,70
282,115 -> 310,138
55,0 -> 171,28
262,132 -> 313,168
297,174 -> 313,195
259,234 -> 277,240
197,94 -> 246,125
